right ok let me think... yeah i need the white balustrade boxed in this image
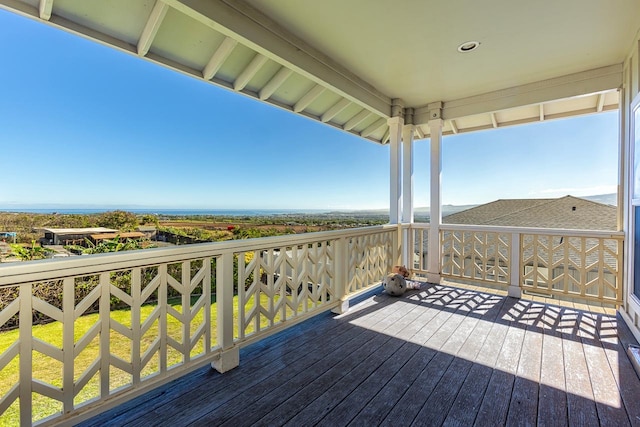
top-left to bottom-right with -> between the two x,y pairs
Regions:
0,225 -> 397,426
410,223 -> 623,304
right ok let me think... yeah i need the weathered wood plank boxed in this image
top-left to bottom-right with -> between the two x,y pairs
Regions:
563,324 -> 598,425
442,296 -> 509,426
474,299 -> 526,426
602,315 -> 640,424
505,327 -> 542,426
537,326 -> 567,426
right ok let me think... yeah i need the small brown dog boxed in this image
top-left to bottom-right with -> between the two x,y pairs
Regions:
392,265 -> 410,278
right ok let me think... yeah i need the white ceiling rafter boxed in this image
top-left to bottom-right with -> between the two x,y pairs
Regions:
162,0 -> 391,117
38,0 -> 53,20
259,67 -> 292,100
415,127 -> 425,139
539,104 -> 545,121
360,118 -> 386,138
490,112 -> 498,128
137,1 -> 169,56
343,110 -> 371,131
449,120 -> 458,134
321,99 -> 351,123
294,85 -> 325,113
203,37 -> 238,80
234,54 -> 268,91
597,93 -> 606,112
381,128 -> 390,144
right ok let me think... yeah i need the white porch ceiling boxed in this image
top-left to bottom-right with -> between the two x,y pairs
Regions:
1,0 -> 638,143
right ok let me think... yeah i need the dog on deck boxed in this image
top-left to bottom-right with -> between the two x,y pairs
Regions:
382,265 -> 421,296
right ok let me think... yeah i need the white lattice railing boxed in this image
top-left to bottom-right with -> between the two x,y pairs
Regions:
0,225 -> 398,426
410,223 -> 624,305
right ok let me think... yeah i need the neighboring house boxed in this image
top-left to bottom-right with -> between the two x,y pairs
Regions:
440,196 -> 618,299
90,232 -> 146,245
443,195 -> 616,230
137,226 -> 157,240
0,232 -> 17,244
39,227 -> 118,245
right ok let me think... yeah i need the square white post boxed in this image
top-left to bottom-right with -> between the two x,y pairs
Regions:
509,233 -> 523,298
427,104 -> 443,284
332,237 -> 350,314
402,118 -> 415,267
212,252 -> 239,373
388,115 -> 404,225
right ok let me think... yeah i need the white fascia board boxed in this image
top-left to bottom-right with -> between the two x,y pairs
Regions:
413,64 -> 623,125
163,0 -> 392,117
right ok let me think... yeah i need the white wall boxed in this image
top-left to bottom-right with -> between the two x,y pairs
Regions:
622,25 -> 640,341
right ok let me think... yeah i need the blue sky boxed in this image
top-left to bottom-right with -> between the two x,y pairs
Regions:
0,9 -> 618,211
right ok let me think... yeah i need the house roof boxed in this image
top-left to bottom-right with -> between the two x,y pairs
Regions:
90,232 -> 145,240
1,1 -> 636,143
443,196 -> 617,231
41,227 -> 119,235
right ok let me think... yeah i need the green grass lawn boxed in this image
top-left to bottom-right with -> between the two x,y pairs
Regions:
0,293 -> 308,425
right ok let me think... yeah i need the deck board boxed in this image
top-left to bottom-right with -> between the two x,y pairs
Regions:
77,283 -> 640,427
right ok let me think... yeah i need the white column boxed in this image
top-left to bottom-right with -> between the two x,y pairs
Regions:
428,104 -> 443,284
212,252 -> 239,373
402,123 -> 415,223
401,121 -> 415,267
388,116 -> 404,224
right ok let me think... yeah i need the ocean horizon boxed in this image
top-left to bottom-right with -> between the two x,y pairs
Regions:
0,207 -> 339,216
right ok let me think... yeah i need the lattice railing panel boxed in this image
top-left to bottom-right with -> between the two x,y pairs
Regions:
0,255 -> 216,425
441,230 -> 510,286
236,240 -> 337,340
346,230 -> 395,294
521,234 -> 622,303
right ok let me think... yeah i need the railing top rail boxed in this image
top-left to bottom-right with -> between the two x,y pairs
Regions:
410,222 -> 624,238
0,224 -> 399,286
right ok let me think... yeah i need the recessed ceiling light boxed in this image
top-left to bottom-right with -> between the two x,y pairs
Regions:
457,41 -> 480,53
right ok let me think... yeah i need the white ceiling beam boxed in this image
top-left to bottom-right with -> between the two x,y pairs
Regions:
321,99 -> 351,123
259,67 -> 292,100
343,110 -> 372,131
163,0 -> 391,117
415,126 -> 425,139
203,37 -> 237,80
294,85 -> 325,113
360,118 -> 386,138
234,54 -> 268,91
539,104 -> 545,121
137,1 -> 169,56
449,119 -> 458,134
381,128 -> 390,144
413,64 -> 622,124
597,93 -> 606,112
490,112 -> 498,128
39,0 -> 53,20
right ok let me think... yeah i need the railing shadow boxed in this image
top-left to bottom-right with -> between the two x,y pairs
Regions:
78,280 -> 640,426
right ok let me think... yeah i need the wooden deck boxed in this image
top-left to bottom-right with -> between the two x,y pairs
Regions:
78,283 -> 640,426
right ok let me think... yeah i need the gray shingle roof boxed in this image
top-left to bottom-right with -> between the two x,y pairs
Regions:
443,196 -> 616,231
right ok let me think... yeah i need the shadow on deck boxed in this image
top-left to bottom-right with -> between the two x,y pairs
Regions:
78,283 -> 640,426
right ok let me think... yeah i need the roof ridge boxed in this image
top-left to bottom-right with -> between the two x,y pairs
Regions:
478,198 -> 553,223
561,194 -> 615,208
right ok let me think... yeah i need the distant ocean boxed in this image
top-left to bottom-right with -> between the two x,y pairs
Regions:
0,208 -> 332,216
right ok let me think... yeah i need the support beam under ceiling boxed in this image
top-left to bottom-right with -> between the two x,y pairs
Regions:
413,64 -> 622,125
